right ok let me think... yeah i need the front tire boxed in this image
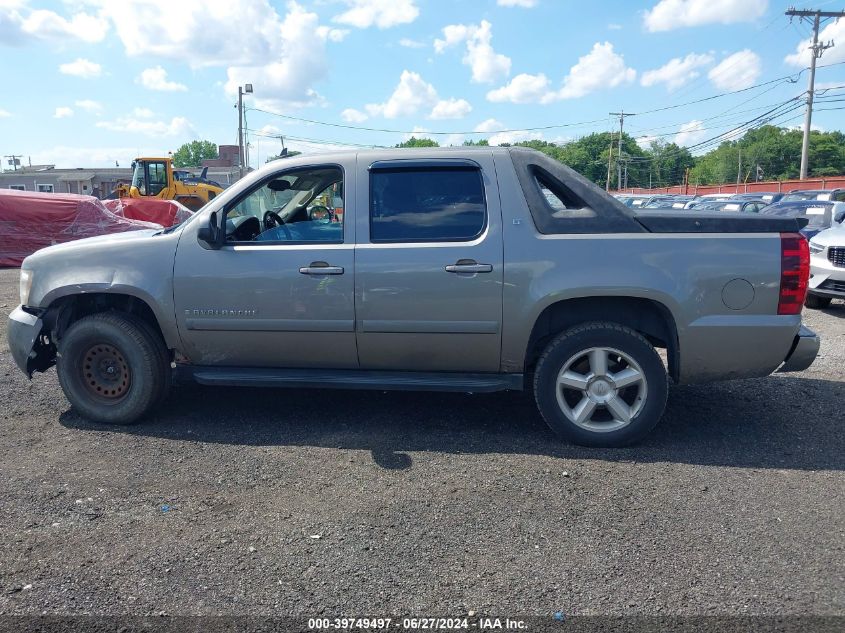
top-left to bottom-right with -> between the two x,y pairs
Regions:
57,313 -> 169,425
804,293 -> 832,309
533,322 -> 668,447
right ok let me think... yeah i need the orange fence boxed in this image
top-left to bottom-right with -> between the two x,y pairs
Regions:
616,176 -> 845,196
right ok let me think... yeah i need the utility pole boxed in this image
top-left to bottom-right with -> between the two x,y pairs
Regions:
605,131 -> 614,191
237,87 -> 244,179
609,111 -> 634,191
3,154 -> 22,171
785,7 -> 843,179
737,148 -> 742,186
236,83 -> 254,179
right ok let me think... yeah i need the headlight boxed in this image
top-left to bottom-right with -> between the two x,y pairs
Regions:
808,241 -> 825,255
19,269 -> 33,306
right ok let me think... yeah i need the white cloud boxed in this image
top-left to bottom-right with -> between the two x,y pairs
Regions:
429,98 -> 472,119
97,0 -> 282,67
341,108 -> 369,123
0,109 -> 10,118
333,0 -> 419,29
132,107 -> 155,118
644,0 -> 768,32
0,3 -> 109,45
53,107 -> 74,119
474,118 -> 505,133
316,26 -> 348,42
636,135 -> 658,150
473,118 -> 542,146
675,120 -> 705,146
365,70 -> 438,118
137,66 -> 187,92
223,3 -> 336,110
361,70 -> 470,121
74,99 -> 103,113
708,50 -> 761,91
641,53 -> 714,91
557,42 -> 636,99
485,42 -> 635,104
96,115 -> 195,138
497,0 -> 537,7
58,58 -> 102,79
434,20 -> 511,84
487,73 -> 553,104
785,18 -> 845,67
399,37 -> 425,48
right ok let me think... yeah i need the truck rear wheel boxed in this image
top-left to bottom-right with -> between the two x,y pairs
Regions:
533,322 -> 668,447
57,313 -> 169,425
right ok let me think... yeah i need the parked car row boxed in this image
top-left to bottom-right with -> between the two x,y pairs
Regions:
614,190 -> 845,238
614,189 -> 845,310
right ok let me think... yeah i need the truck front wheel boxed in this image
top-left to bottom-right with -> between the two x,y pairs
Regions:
57,313 -> 169,425
533,322 -> 668,447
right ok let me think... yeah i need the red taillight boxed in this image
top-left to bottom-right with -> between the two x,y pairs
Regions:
778,232 -> 809,315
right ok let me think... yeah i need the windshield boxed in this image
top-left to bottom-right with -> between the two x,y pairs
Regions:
782,191 -> 828,202
762,203 -> 832,228
131,161 -> 145,194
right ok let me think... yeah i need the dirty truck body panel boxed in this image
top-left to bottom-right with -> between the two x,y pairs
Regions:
8,147 -> 817,445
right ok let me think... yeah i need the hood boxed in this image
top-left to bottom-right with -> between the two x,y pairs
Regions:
809,225 -> 845,248
23,229 -> 162,269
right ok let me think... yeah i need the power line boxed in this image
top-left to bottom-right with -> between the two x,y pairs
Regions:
243,66 -> 835,139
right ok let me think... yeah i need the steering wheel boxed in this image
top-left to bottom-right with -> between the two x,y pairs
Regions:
263,210 -> 285,229
263,210 -> 292,240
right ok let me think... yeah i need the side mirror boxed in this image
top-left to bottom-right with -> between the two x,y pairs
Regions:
198,210 -> 222,248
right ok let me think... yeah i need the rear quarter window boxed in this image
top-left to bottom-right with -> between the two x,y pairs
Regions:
369,168 -> 486,242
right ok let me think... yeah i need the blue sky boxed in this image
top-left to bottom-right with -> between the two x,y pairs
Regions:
1,0 -> 844,168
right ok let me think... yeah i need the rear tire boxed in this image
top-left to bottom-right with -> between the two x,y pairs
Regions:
533,322 -> 668,447
804,293 -> 832,309
57,313 -> 169,425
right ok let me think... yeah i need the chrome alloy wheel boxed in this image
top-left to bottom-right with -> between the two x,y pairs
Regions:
555,347 -> 648,433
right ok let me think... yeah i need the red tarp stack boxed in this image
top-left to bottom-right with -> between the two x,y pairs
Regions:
102,197 -> 193,228
0,189 -> 165,267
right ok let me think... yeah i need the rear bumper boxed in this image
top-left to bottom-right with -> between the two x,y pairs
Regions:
7,306 -> 43,376
778,325 -> 820,373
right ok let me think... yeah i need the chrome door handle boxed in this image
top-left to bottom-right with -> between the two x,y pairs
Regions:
445,260 -> 493,274
300,261 -> 344,275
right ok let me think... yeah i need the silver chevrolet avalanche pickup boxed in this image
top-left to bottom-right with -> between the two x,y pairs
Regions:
7,148 -> 820,446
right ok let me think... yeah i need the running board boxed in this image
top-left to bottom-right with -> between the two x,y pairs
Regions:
186,367 -> 524,393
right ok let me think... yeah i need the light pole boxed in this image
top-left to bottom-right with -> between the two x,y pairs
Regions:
238,83 -> 253,179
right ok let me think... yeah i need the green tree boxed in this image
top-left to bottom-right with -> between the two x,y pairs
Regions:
396,137 -> 439,148
172,140 -> 218,167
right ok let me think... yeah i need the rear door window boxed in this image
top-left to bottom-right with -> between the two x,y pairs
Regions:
369,167 -> 486,242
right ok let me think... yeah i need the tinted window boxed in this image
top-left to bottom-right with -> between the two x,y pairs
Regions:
370,168 -> 486,242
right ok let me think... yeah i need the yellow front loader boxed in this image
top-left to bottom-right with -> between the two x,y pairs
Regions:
114,157 -> 223,211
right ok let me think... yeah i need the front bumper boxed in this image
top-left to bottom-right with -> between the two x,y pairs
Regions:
778,325 -> 820,373
809,252 -> 845,298
7,306 -> 44,376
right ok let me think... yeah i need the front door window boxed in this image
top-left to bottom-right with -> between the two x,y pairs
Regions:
224,166 -> 344,243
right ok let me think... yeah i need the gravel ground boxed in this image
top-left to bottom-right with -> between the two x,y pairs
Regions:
0,267 -> 842,618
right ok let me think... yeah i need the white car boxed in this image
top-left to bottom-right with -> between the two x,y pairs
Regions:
806,224 -> 845,308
